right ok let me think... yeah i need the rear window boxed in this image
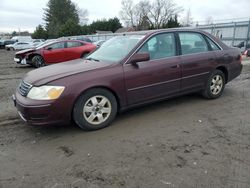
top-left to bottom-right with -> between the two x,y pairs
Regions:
67,41 -> 83,48
206,37 -> 221,51
179,32 -> 209,55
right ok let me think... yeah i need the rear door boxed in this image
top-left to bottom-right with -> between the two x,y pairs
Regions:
43,42 -> 66,64
124,32 -> 181,105
64,41 -> 85,61
178,32 -> 216,93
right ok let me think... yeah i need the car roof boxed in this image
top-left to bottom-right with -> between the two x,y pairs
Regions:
122,28 -> 208,36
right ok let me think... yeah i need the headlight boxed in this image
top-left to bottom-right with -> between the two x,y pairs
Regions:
27,86 -> 65,100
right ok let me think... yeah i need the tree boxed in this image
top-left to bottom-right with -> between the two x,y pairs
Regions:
148,0 -> 182,29
107,17 -> 123,32
119,0 -> 182,29
75,5 -> 89,26
58,19 -> 82,37
119,0 -> 136,27
135,0 -> 151,30
86,17 -> 122,34
44,0 -> 80,38
182,8 -> 193,26
11,31 -> 17,37
32,25 -> 48,39
163,15 -> 181,28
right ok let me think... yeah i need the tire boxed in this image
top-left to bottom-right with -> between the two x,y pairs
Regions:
32,55 -> 45,68
73,88 -> 117,131
202,70 -> 225,99
81,52 -> 89,58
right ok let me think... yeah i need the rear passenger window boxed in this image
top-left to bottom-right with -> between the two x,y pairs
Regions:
206,37 -> 221,51
67,42 -> 83,48
138,33 -> 176,60
179,32 -> 208,55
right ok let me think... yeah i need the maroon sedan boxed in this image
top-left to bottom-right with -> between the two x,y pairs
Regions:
13,29 -> 242,130
14,40 -> 96,68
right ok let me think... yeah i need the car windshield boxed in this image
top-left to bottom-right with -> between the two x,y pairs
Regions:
87,35 -> 145,63
35,40 -> 57,49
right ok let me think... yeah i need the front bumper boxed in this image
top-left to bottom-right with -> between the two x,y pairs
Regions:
14,57 -> 28,65
12,92 -> 72,126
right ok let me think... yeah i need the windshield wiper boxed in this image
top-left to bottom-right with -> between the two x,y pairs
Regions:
86,57 -> 100,62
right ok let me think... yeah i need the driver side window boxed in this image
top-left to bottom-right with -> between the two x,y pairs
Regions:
47,42 -> 64,50
138,33 -> 176,60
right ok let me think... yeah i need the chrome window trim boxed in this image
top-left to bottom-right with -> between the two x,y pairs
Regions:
123,31 -> 223,66
205,35 -> 223,51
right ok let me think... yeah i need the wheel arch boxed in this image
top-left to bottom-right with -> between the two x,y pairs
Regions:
71,86 -> 121,116
28,53 -> 43,60
216,66 -> 228,83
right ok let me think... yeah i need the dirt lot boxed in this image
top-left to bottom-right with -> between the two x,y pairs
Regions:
0,50 -> 250,188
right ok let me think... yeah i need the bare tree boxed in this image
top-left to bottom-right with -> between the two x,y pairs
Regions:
182,8 -> 193,26
135,0 -> 151,29
120,0 -> 182,29
75,4 -> 89,26
148,0 -> 181,29
119,0 -> 136,27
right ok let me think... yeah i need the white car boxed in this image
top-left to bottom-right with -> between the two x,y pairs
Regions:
5,42 -> 33,51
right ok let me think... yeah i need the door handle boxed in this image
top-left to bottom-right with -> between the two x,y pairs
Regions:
170,64 -> 180,68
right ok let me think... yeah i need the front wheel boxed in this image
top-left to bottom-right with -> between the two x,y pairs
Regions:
32,55 -> 45,68
202,70 -> 225,99
73,88 -> 117,131
81,52 -> 89,58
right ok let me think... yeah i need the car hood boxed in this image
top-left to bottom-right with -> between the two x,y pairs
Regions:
23,59 -> 113,86
16,48 -> 36,55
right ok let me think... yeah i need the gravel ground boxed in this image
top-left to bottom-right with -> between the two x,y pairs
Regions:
0,50 -> 250,188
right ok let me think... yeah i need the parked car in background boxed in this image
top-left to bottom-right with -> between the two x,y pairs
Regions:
0,39 -> 16,49
11,36 -> 32,42
14,40 -> 96,67
32,39 -> 45,45
5,42 -> 33,51
13,29 -> 242,131
69,36 -> 92,43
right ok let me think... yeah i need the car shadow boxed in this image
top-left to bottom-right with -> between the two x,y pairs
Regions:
15,65 -> 34,69
23,93 -> 203,137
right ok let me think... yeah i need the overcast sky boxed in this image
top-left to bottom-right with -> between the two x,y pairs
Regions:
0,0 -> 249,33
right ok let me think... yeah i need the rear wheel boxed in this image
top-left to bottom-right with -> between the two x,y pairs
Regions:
32,55 -> 45,68
73,88 -> 117,131
202,70 -> 225,99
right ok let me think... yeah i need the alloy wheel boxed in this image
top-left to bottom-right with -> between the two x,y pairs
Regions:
83,95 -> 112,125
210,75 -> 223,95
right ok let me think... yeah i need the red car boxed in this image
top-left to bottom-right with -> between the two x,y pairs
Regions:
14,40 -> 96,68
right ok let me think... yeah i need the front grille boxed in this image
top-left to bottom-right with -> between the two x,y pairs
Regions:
18,80 -> 32,97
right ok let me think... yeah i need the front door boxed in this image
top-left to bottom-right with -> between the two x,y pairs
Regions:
123,33 -> 181,105
43,42 -> 66,64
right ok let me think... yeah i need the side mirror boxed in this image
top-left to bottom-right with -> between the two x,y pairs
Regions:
129,52 -> 150,66
46,47 -> 52,50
